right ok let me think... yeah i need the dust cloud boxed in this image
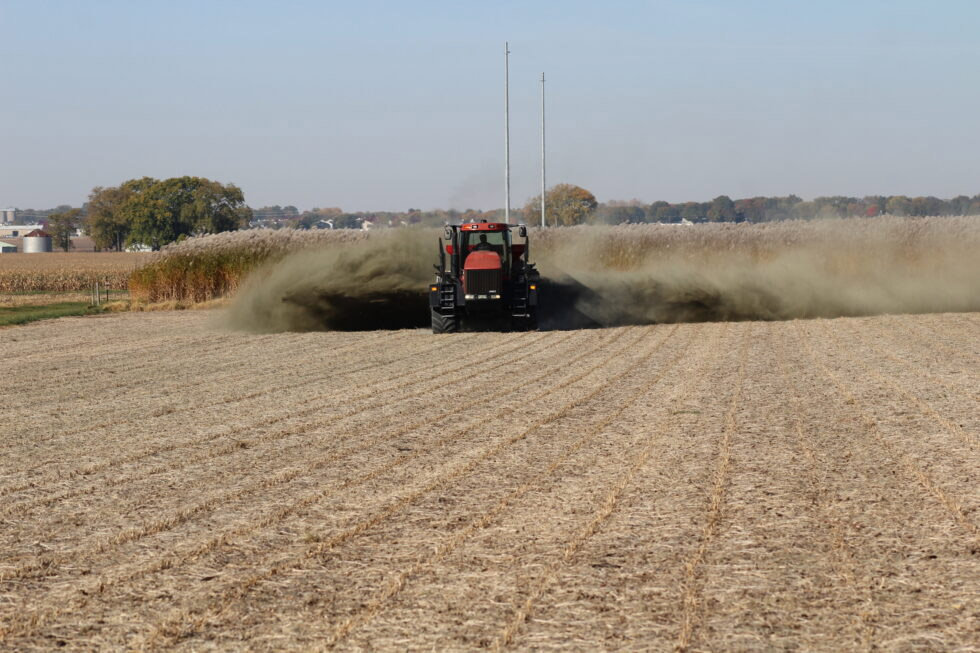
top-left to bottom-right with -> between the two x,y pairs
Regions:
224,218 -> 980,332
223,230 -> 435,332
536,218 -> 980,325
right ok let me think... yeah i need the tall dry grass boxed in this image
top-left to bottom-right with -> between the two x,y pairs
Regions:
0,252 -> 147,293
131,217 -> 980,328
129,229 -> 368,302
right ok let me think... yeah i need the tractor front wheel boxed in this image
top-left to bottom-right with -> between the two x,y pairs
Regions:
512,312 -> 538,332
431,310 -> 458,334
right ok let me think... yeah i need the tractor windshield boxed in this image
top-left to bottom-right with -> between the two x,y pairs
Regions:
463,230 -> 510,268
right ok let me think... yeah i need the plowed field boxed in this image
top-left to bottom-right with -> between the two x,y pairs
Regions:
1,312 -> 977,650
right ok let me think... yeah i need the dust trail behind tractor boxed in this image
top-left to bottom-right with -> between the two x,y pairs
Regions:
223,218 -> 980,333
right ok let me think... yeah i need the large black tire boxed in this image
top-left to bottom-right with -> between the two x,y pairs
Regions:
527,312 -> 539,331
431,309 -> 458,334
511,312 -> 538,332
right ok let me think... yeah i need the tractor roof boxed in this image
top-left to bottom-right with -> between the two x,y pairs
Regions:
459,221 -> 510,232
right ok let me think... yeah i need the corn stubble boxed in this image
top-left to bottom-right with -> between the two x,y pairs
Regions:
0,311 -> 976,649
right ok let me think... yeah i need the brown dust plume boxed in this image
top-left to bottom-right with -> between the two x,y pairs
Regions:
224,217 -> 980,332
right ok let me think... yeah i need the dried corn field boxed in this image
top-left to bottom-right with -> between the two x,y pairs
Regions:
0,252 -> 147,292
0,311 -> 977,650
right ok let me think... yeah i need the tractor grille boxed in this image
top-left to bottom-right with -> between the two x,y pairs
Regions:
465,269 -> 502,294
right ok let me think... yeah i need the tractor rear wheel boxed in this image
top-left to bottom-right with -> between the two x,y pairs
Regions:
431,310 -> 458,334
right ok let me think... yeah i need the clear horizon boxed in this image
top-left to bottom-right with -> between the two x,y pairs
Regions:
2,1 -> 979,212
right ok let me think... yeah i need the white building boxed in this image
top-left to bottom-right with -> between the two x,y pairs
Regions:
1,208 -> 15,224
0,241 -> 17,254
0,225 -> 43,238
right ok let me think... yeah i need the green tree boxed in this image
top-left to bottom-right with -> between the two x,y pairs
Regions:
734,197 -> 766,222
706,195 -> 737,222
595,204 -> 645,224
648,201 -> 679,223
948,195 -> 971,215
47,208 -> 83,251
524,183 -> 598,226
119,176 -> 251,250
86,185 -> 134,251
885,195 -> 911,216
908,196 -> 944,216
679,202 -> 705,222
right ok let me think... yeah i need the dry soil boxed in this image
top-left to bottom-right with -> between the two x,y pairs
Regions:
0,311 -> 977,650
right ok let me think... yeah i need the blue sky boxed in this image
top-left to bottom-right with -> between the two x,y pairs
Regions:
2,1 -> 979,211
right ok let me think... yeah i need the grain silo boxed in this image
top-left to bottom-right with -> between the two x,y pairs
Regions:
23,229 -> 53,253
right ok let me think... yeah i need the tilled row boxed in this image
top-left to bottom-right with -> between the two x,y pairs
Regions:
772,321 -> 979,650
0,327 -> 530,495
0,329 -> 597,569
2,311 -> 976,650
0,325 -> 674,646
132,324 -> 700,649
799,320 -> 979,539
195,324 -> 725,651
0,326 -> 463,450
0,325 -> 393,418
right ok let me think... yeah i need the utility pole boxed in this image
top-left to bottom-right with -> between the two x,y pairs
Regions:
540,72 -> 546,228
504,42 -> 511,224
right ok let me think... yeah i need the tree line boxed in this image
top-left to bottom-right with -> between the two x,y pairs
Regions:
35,177 -> 251,251
22,181 -> 980,253
256,188 -> 980,231
590,193 -> 980,225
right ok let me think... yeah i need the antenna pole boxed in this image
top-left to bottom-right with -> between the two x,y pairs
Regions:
540,72 -> 546,228
504,42 -> 511,224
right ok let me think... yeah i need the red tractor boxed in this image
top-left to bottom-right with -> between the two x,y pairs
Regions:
429,220 -> 540,333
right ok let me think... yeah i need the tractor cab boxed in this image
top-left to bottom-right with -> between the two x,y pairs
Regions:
460,222 -> 511,291
461,226 -> 509,264
430,220 -> 540,333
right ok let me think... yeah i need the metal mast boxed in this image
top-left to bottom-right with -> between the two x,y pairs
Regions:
504,42 -> 511,224
540,72 -> 546,228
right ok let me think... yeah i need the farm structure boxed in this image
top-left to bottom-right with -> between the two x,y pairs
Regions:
0,310 -> 976,650
0,225 -> 44,238
22,229 -> 53,253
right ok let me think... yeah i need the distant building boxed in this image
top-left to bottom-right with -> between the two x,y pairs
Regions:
23,229 -> 53,253
0,225 -> 44,238
1,208 -> 15,224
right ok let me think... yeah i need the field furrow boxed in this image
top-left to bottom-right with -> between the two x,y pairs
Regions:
0,330 -> 592,519
852,316 -> 979,401
0,329 -> 598,565
0,328 -> 544,503
0,325 -> 659,643
1,310 -> 976,650
799,321 -> 979,536
134,325 -> 683,648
